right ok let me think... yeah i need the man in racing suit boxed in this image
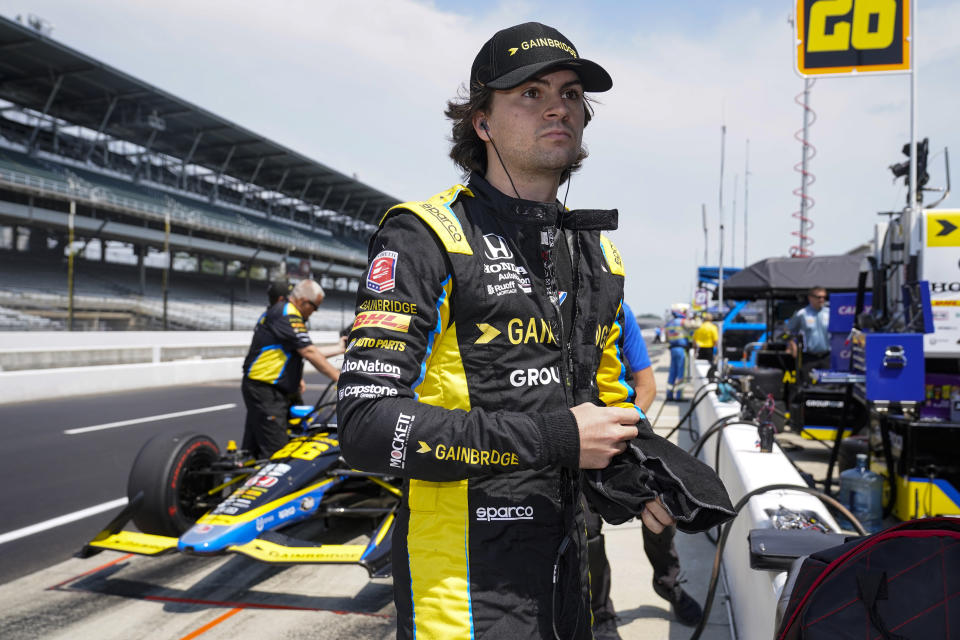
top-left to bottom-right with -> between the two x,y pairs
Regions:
241,279 -> 341,458
338,22 -> 673,639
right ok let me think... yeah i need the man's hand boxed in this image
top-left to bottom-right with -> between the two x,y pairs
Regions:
640,496 -> 676,534
299,378 -> 307,394
571,403 -> 639,469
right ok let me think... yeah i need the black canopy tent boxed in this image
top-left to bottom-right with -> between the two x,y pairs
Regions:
712,255 -> 872,366
719,255 -> 870,300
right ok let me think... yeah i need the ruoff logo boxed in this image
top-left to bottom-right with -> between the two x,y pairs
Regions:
483,234 -> 514,260
475,505 -> 534,522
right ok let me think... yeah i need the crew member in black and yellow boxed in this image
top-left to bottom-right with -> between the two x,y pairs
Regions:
338,23 -> 678,640
241,279 -> 340,458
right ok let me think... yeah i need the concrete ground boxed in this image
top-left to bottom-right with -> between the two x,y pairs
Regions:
602,348 -> 733,640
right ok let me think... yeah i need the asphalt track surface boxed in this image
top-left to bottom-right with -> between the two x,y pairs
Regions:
0,372 -> 402,639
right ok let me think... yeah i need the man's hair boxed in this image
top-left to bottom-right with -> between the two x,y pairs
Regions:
267,279 -> 293,306
808,286 -> 826,296
291,279 -> 324,303
445,81 -> 595,186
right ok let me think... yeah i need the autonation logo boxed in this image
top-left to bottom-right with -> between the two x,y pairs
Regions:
475,505 -> 534,522
341,359 -> 401,378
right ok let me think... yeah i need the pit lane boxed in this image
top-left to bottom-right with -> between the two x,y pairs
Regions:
0,347 -> 734,640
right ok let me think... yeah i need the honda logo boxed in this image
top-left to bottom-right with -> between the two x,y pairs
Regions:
482,234 -> 514,261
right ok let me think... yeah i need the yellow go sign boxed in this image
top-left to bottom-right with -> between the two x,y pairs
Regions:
796,0 -> 910,76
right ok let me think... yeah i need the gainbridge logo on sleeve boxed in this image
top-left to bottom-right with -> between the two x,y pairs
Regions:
352,311 -> 412,333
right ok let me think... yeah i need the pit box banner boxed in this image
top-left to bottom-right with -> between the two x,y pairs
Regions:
921,210 -> 960,357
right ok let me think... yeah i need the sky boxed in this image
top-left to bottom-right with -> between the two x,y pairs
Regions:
3,0 -> 959,315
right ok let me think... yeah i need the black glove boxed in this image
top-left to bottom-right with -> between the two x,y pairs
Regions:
582,417 -> 735,533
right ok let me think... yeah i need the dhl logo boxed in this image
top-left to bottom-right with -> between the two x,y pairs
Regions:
352,311 -> 412,333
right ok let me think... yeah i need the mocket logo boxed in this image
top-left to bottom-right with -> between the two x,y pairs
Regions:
367,251 -> 398,293
389,412 -> 415,469
476,504 -> 535,522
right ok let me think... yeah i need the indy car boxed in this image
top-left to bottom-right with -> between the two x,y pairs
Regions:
79,385 -> 400,578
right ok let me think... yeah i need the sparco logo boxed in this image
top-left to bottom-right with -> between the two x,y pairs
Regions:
390,412 -> 415,469
341,359 -> 401,378
476,505 -> 534,522
509,367 -> 561,387
482,234 -> 514,260
339,384 -> 399,399
418,202 -> 463,242
931,282 -> 960,293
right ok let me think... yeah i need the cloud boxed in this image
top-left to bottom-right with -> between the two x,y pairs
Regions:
7,0 -> 960,314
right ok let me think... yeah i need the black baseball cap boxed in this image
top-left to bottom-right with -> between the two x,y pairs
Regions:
471,22 -> 612,93
267,279 -> 293,305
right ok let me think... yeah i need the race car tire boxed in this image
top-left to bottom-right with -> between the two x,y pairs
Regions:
128,431 -> 221,537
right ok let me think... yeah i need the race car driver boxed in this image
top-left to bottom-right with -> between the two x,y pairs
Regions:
337,22 -> 674,639
241,278 -> 340,459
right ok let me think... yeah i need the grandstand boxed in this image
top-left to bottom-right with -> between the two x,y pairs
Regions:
0,14 -> 396,331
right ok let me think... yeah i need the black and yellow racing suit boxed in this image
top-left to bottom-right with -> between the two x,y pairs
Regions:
241,302 -> 312,457
337,173 -> 637,639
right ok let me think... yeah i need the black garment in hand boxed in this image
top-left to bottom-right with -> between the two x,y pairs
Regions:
582,418 -> 735,532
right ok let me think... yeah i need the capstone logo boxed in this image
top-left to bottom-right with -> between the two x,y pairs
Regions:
509,367 -> 561,387
475,505 -> 535,522
341,359 -> 402,378
278,506 -> 296,519
389,412 -> 415,469
339,384 -> 399,400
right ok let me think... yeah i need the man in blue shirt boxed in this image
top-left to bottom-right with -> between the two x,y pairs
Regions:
787,286 -> 831,383
664,306 -> 690,401
588,302 -> 702,638
620,301 -> 655,410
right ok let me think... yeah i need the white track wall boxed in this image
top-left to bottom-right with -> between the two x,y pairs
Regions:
691,362 -> 839,640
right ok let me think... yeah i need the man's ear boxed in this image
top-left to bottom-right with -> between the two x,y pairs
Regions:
473,113 -> 490,142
